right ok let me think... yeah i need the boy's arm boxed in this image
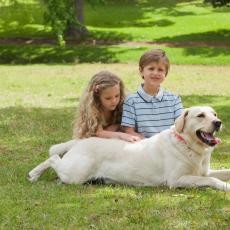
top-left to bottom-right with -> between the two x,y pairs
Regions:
120,96 -> 144,139
121,96 -> 136,130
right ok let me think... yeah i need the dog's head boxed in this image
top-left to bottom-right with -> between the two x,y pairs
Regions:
175,106 -> 221,147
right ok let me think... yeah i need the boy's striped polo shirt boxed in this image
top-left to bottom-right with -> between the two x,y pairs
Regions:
121,85 -> 183,138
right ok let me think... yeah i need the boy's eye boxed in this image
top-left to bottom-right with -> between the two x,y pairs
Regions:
158,68 -> 164,72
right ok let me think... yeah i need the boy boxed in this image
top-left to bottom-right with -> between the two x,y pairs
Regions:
121,49 -> 183,138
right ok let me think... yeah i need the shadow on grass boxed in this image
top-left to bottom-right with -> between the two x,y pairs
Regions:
85,30 -> 133,42
181,46 -> 230,60
0,44 -> 230,64
0,45 -> 120,64
155,29 -> 230,43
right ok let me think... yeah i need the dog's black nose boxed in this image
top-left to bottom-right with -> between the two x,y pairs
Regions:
213,120 -> 222,129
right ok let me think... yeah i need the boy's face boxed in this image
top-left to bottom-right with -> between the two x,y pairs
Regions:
139,61 -> 167,88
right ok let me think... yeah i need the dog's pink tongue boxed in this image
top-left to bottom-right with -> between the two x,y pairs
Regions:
211,137 -> 221,145
204,133 -> 221,145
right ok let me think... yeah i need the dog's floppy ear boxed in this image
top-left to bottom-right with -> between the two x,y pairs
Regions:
175,109 -> 189,133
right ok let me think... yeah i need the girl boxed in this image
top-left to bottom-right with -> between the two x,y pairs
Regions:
74,70 -> 139,140
49,71 -> 139,156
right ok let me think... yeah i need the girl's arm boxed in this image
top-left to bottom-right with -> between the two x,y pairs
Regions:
104,124 -> 120,132
96,126 -> 141,142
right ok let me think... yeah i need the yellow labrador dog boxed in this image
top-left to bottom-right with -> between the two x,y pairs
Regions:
28,106 -> 230,191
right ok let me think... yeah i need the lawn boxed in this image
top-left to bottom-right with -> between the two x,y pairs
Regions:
1,64 -> 230,229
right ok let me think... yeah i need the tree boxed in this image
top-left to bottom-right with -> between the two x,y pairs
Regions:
44,0 -> 103,46
44,0 -> 89,46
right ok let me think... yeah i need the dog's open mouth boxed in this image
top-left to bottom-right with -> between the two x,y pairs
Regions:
196,130 -> 221,146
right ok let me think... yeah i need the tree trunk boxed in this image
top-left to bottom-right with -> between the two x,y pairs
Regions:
76,0 -> 89,36
66,0 -> 89,38
76,0 -> 84,24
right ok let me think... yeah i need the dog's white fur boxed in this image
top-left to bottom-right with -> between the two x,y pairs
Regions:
28,106 -> 230,191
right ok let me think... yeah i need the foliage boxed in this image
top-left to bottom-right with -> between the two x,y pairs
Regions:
42,0 -> 80,46
205,0 -> 230,7
42,0 -> 105,46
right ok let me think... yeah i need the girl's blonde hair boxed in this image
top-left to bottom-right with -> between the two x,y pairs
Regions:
73,71 -> 125,139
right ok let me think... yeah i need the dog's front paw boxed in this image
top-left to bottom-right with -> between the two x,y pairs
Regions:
27,171 -> 39,182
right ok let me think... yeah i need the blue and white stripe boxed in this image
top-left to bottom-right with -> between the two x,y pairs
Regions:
121,85 -> 183,138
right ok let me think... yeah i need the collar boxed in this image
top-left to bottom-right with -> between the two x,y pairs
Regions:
171,130 -> 205,156
172,131 -> 187,145
137,84 -> 164,102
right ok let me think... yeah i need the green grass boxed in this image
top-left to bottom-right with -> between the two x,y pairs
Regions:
86,0 -> 230,43
0,44 -> 230,65
1,64 -> 230,228
0,0 -> 229,43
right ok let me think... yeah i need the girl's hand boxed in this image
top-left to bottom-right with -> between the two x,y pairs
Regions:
118,133 -> 142,142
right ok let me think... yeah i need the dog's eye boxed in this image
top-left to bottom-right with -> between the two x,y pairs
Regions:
197,113 -> 205,118
214,113 -> 217,117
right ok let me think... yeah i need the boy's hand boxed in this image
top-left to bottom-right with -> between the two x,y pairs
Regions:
121,126 -> 145,141
119,133 -> 142,142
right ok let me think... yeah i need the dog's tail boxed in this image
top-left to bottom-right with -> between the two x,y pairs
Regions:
49,140 -> 78,156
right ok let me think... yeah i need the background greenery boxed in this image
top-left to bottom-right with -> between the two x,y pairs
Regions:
0,0 -> 230,64
0,0 -> 230,42
0,0 -> 230,229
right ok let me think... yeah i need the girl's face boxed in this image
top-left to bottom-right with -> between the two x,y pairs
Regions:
140,61 -> 167,87
99,84 -> 120,112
